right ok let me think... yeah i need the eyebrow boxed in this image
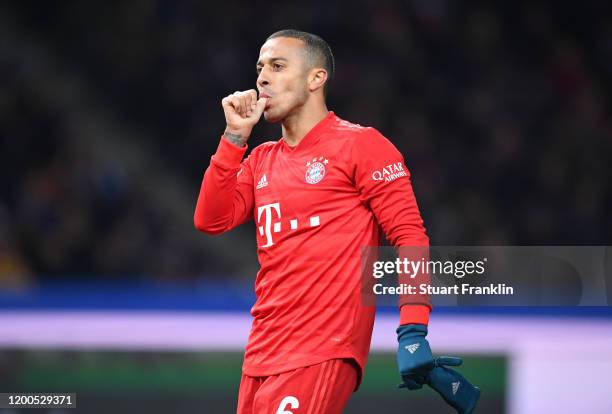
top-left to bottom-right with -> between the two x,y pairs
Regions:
256,57 -> 288,67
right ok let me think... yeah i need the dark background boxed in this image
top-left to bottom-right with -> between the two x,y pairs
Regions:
1,0 -> 610,283
1,1 -> 611,413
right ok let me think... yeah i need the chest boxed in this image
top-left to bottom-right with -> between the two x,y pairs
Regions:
251,148 -> 359,247
253,148 -> 355,205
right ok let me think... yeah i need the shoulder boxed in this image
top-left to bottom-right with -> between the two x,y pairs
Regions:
330,115 -> 388,141
248,139 -> 280,158
329,115 -> 396,155
329,115 -> 368,138
252,140 -> 278,151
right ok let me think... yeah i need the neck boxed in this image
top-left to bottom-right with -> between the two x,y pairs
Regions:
281,100 -> 329,147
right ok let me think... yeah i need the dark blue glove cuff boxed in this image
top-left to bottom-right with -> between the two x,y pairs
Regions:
397,323 -> 428,340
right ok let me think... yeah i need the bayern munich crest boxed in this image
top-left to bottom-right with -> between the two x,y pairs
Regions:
305,156 -> 329,184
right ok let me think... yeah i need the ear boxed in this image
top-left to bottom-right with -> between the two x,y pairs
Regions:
308,68 -> 328,93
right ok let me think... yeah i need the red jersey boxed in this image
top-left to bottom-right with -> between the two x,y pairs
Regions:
195,111 -> 429,380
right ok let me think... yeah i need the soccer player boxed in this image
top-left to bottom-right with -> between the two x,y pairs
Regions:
195,30 -> 477,414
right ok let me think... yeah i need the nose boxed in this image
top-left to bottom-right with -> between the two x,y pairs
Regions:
257,68 -> 269,89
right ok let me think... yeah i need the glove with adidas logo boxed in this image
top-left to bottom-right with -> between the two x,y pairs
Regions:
396,323 -> 434,390
427,357 -> 481,414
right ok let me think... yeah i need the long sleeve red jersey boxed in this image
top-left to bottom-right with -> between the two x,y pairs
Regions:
195,111 -> 429,380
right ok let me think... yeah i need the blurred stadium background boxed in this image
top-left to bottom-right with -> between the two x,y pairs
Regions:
1,1 -> 611,413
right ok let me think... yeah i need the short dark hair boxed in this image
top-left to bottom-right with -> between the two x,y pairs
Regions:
267,29 -> 335,94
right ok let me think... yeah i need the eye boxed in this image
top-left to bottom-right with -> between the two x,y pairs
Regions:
273,63 -> 283,71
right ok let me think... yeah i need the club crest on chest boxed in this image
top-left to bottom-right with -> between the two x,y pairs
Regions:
305,156 -> 329,184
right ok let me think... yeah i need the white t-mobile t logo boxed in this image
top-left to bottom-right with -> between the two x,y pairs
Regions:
257,202 -> 281,247
257,202 -> 321,248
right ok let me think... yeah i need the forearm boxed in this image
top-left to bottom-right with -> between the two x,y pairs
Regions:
194,137 -> 251,234
222,130 -> 248,147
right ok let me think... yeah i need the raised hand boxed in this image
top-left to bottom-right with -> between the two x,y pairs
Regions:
221,89 -> 267,146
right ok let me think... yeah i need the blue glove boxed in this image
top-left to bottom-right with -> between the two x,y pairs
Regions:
427,357 -> 481,414
396,324 -> 434,390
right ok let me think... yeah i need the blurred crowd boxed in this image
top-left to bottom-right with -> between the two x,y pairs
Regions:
1,0 -> 610,280
0,62 -> 177,282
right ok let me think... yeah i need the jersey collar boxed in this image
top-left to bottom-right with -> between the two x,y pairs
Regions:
280,111 -> 336,154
